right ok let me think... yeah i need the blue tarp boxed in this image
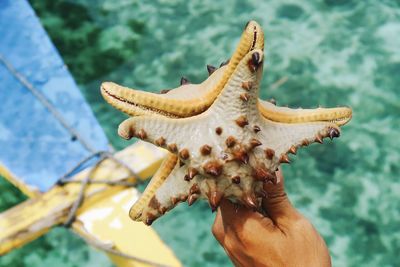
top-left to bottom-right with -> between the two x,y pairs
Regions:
0,0 -> 109,192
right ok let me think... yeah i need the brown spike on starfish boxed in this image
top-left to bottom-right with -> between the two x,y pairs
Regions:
155,137 -> 166,146
180,77 -> 190,85
231,175 -> 241,184
200,145 -> 212,155
280,154 -> 290,164
138,129 -> 147,140
265,148 -> 275,160
253,166 -> 274,181
232,148 -> 249,164
253,125 -> 261,133
241,81 -> 252,91
288,146 -> 297,155
235,116 -> 249,127
220,59 -> 229,67
203,160 -> 223,176
149,197 -> 161,211
243,193 -> 258,210
315,135 -> 323,144
179,159 -> 185,167
190,183 -> 200,195
329,127 -> 340,140
158,206 -> 167,215
302,139 -> 310,146
187,194 -> 198,206
207,65 -> 216,75
171,197 -> 180,205
225,136 -> 236,148
215,127 -> 223,135
145,214 -> 156,226
179,148 -> 190,160
240,93 -> 250,102
167,143 -> 178,152
250,52 -> 261,70
249,138 -> 262,148
188,167 -> 198,180
119,126 -> 135,140
160,89 -> 171,94
269,98 -> 276,105
209,191 -> 223,211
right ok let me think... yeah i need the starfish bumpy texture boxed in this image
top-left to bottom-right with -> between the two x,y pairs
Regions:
101,21 -> 352,225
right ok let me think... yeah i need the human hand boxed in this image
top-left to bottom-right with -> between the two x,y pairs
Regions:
212,168 -> 331,267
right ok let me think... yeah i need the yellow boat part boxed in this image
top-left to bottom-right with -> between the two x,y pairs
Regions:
0,141 -> 181,267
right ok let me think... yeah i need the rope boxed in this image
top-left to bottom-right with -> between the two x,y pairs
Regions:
0,54 -> 96,153
60,152 -> 174,267
61,151 -> 138,227
57,151 -> 137,183
1,54 -> 171,266
63,155 -> 106,227
60,179 -> 137,187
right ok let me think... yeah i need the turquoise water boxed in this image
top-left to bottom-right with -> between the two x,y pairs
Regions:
1,0 -> 400,266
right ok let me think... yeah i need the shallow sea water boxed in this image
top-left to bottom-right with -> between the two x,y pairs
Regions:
1,0 -> 400,266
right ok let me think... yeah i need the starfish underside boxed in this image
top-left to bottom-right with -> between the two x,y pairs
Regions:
101,21 -> 352,225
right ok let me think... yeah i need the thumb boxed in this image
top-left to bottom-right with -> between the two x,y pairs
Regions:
212,199 -> 257,242
262,168 -> 299,223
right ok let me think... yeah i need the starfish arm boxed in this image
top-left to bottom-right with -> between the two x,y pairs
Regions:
258,99 -> 352,126
209,48 -> 264,122
118,114 -> 206,156
100,21 -> 264,117
258,119 -> 340,166
100,83 -> 173,117
159,68 -> 227,99
130,153 -> 194,225
129,153 -> 178,221
100,68 -> 226,117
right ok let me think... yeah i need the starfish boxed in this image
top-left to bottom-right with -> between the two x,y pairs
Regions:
101,21 -> 352,225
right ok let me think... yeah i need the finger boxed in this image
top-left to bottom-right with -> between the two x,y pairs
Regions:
212,204 -> 225,243
262,168 -> 299,224
212,199 -> 244,245
218,199 -> 249,227
218,199 -> 276,231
